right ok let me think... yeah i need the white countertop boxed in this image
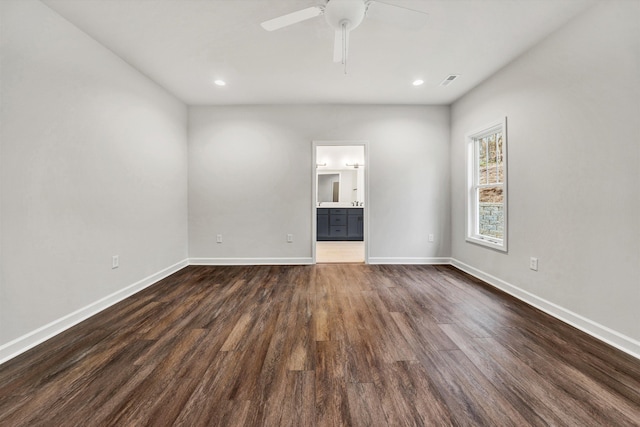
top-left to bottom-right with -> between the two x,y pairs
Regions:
317,203 -> 364,208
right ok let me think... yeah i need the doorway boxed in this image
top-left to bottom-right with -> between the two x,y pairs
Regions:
312,141 -> 368,264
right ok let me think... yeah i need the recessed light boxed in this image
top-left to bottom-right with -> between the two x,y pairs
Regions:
412,79 -> 424,86
214,79 -> 226,86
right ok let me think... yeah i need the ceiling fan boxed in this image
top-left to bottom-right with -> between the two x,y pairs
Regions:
260,0 -> 428,73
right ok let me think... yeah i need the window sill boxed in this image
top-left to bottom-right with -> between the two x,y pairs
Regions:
466,235 -> 507,252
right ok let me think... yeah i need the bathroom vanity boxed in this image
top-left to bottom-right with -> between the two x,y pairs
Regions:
317,208 -> 363,241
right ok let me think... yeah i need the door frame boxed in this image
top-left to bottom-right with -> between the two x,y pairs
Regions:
311,140 -> 370,264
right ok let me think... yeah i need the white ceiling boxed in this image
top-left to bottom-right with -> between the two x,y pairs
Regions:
42,0 -> 596,105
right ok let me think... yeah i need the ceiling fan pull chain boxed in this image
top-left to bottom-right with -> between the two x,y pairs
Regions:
342,22 -> 346,65
342,22 -> 348,74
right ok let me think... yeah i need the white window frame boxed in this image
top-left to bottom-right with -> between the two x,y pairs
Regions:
466,117 -> 508,252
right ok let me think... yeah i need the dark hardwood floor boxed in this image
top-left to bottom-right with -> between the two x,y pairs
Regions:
1,264 -> 639,426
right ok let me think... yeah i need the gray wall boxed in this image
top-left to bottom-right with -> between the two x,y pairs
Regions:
0,0 -> 188,348
188,105 -> 451,263
450,1 -> 639,349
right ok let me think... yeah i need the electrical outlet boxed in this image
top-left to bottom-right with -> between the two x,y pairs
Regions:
529,257 -> 538,271
287,234 -> 293,243
428,234 -> 435,242
112,255 -> 119,269
216,234 -> 223,243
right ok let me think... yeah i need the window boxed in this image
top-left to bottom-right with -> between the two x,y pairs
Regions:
466,118 -> 507,251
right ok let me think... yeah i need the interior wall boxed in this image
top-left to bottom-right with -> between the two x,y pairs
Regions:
450,1 -> 640,349
188,105 -> 450,263
0,0 -> 188,347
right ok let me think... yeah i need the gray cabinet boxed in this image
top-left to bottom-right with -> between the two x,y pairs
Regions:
347,211 -> 363,239
317,210 -> 329,239
317,208 -> 363,241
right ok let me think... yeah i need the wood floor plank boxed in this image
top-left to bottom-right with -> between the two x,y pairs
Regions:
182,398 -> 253,427
266,370 -> 315,427
220,312 -> 254,351
315,340 -> 350,427
337,293 -> 380,384
99,328 -> 207,426
346,382 -> 388,427
35,339 -> 155,425
495,325 -> 640,425
227,303 -> 282,402
0,328 -> 151,426
0,327 -> 113,398
314,290 -> 332,342
172,351 -> 240,425
360,291 -> 416,362
512,313 -> 640,405
373,360 -> 455,426
419,348 -> 532,426
440,323 -> 597,426
1,264 -> 638,426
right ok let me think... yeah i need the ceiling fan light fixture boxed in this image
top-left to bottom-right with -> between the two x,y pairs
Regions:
324,0 -> 366,31
214,79 -> 226,86
260,0 -> 428,72
412,79 -> 424,86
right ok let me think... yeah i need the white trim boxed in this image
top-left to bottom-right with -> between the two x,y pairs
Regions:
465,117 -> 508,252
450,258 -> 640,360
312,141 -> 317,264
189,257 -> 314,266
312,140 -> 370,264
3,257 -> 637,365
368,257 -> 452,265
466,235 -> 505,251
467,120 -> 504,140
0,259 -> 189,365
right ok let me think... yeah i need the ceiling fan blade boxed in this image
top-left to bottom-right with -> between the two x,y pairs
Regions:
333,28 -> 350,63
260,6 -> 323,31
366,1 -> 428,30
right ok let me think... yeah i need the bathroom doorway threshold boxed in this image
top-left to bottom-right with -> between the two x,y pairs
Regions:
316,241 -> 365,264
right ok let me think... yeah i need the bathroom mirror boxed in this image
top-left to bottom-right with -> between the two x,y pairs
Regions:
317,173 -> 340,203
316,145 -> 365,206
316,170 -> 361,205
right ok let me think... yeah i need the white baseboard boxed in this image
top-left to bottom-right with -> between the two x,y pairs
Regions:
368,257 -> 452,265
450,258 -> 640,360
189,257 -> 314,266
3,257 -> 637,365
0,259 -> 189,365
